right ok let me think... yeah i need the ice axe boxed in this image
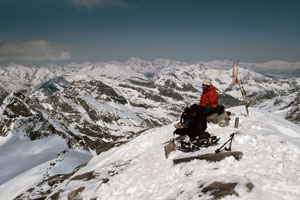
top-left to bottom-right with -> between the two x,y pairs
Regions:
215,117 -> 239,154
215,133 -> 235,153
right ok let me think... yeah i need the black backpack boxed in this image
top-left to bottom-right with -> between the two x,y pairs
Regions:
216,105 -> 225,115
174,104 -> 208,140
180,104 -> 207,130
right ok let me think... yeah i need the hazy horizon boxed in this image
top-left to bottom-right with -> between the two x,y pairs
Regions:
1,57 -> 300,71
0,0 -> 300,66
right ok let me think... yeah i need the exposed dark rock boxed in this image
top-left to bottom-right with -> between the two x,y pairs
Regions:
79,99 -> 98,121
27,188 -> 35,193
15,163 -> 88,200
23,114 -> 57,140
0,87 -> 9,105
246,182 -> 254,192
88,80 -> 127,104
3,93 -> 33,118
215,78 -> 226,85
181,83 -> 199,93
15,158 -> 131,199
62,80 -> 127,104
67,187 -> 85,200
102,178 -> 109,183
98,112 -> 121,124
200,182 -> 238,199
285,92 -> 300,125
47,173 -> 74,187
96,142 -> 119,155
199,181 -> 254,200
48,95 -> 75,114
162,79 -> 198,92
119,84 -> 166,103
0,118 -> 13,137
219,93 -> 244,108
129,101 -> 151,109
158,87 -> 184,101
37,76 -> 70,96
248,90 -> 277,104
128,79 -> 156,88
71,171 -> 96,181
49,190 -> 63,200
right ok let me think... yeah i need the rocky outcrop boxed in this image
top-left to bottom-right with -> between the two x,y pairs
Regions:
0,91 -> 139,153
0,86 -> 9,106
199,181 -> 254,200
15,160 -> 130,200
285,92 -> 300,125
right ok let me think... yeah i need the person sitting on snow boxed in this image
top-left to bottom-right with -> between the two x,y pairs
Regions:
174,79 -> 219,141
198,79 -> 219,115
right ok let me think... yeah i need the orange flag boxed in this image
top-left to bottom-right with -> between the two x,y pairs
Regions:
232,61 -> 239,84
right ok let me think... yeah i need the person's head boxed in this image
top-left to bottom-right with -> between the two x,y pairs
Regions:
202,79 -> 211,90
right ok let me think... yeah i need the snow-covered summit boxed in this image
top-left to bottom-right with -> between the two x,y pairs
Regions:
1,106 -> 300,199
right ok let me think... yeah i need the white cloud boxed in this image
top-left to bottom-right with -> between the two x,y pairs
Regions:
69,0 -> 128,9
0,40 -> 71,61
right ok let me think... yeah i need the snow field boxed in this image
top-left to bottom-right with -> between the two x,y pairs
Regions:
65,106 -> 300,200
0,133 -> 92,200
0,104 -> 299,199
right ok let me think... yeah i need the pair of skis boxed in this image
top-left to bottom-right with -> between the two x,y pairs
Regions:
233,61 -> 250,116
176,135 -> 220,152
165,117 -> 240,159
164,134 -> 220,158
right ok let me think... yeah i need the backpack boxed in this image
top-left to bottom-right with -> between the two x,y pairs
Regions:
174,104 -> 208,140
216,105 -> 225,115
180,104 -> 207,130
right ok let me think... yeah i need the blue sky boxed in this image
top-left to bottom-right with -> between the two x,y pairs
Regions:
0,0 -> 299,65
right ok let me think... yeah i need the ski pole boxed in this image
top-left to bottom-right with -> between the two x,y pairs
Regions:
225,117 -> 239,151
215,134 -> 234,153
224,133 -> 235,151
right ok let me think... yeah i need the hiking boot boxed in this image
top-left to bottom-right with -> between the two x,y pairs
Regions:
210,135 -> 217,140
176,135 -> 189,142
189,135 -> 196,142
199,131 -> 210,139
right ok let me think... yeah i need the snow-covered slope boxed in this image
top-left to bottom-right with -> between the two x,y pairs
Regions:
2,106 -> 300,200
0,134 -> 92,197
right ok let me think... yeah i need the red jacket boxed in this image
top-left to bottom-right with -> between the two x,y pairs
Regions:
199,85 -> 219,108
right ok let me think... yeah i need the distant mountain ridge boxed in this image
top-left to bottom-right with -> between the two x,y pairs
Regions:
0,58 -> 299,124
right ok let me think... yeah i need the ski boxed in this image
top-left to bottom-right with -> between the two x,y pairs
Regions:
233,61 -> 250,116
176,136 -> 220,152
164,134 -> 220,158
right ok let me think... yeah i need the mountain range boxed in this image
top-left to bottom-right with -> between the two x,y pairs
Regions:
0,58 -> 299,199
